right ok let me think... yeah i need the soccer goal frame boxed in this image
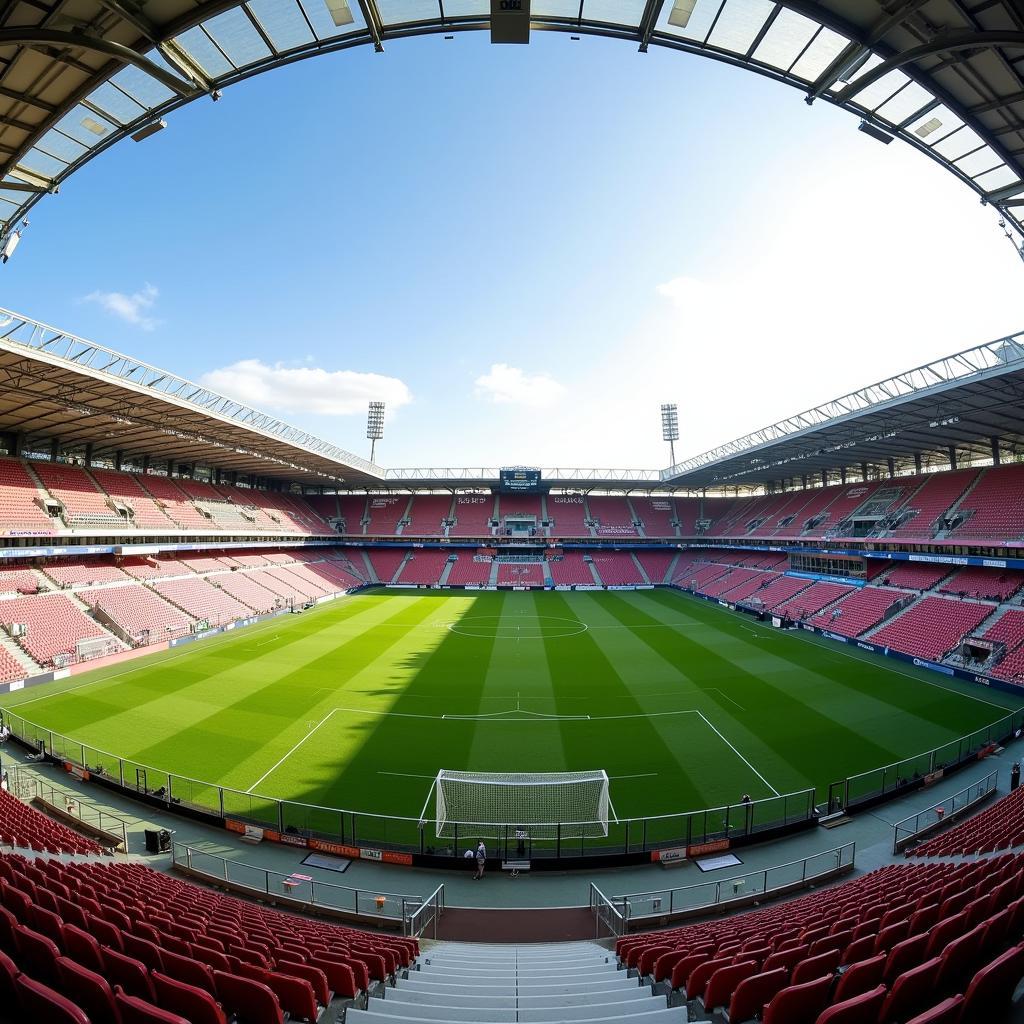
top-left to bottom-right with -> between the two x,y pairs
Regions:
430,768 -> 610,840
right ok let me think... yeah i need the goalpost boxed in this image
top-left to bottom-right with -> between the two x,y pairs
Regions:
432,769 -> 610,839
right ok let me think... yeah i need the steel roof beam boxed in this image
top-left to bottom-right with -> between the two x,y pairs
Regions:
637,0 -> 667,53
356,0 -> 386,52
0,28 -> 200,98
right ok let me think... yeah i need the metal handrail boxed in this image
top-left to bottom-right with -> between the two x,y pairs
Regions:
404,883 -> 445,938
612,843 -> 856,921
892,770 -> 1000,853
589,882 -> 626,939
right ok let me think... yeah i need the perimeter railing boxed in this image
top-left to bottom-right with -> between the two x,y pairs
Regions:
404,883 -> 445,939
171,844 -> 431,934
892,770 -> 1000,854
589,882 -> 626,939
1,697 -> 1019,862
611,843 -> 856,925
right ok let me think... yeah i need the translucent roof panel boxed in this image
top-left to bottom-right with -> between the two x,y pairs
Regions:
86,83 -> 149,127
955,146 -> 1002,179
17,150 -> 68,182
248,0 -> 317,51
705,0 -> 776,54
53,105 -> 119,149
109,66 -> 177,111
203,8 -> 275,68
297,0 -> 368,39
751,8 -> 820,72
873,81 -> 933,126
657,0 -> 724,44
582,0 -> 646,28
377,0 -> 441,26
787,26 -> 849,82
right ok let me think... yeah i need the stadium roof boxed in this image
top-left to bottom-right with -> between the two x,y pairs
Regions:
0,307 -> 384,486
0,0 -> 1023,255
661,326 -> 1024,489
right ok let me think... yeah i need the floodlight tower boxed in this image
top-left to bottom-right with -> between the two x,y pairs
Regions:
661,403 -> 679,467
367,401 -> 385,462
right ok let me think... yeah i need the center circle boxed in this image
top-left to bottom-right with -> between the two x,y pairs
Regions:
446,615 -> 588,639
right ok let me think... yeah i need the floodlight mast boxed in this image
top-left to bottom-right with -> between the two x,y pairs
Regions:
366,401 -> 385,462
661,403 -> 679,466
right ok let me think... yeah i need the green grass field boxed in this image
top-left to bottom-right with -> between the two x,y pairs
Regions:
1,588 -> 1020,846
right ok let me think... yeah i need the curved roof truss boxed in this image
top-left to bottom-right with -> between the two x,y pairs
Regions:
0,0 -> 1022,251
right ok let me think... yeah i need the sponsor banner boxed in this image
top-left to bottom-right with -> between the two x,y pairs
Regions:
54,669 -> 70,680
244,825 -> 264,843
63,762 -> 90,782
279,833 -> 308,848
795,547 -> 1024,570
309,838 -> 361,859
7,680 -> 23,691
821,631 -> 849,644
802,624 -> 815,632
382,851 -> 413,866
574,584 -> 601,591
637,584 -> 655,590
360,848 -> 383,861
652,846 -> 686,864
785,570 -> 867,588
687,839 -> 730,857
607,585 -> 636,591
911,657 -> 955,677
923,769 -> 945,787
225,819 -> 246,834
554,585 -> 571,591
390,584 -> 419,589
856,641 -> 876,653
771,617 -> 783,628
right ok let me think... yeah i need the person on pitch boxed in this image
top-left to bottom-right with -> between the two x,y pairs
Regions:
473,839 -> 487,880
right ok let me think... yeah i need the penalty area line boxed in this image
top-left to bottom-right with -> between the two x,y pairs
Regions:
695,710 -> 780,797
246,709 -> 340,793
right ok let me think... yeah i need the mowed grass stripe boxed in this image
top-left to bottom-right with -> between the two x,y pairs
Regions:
591,590 -> 906,797
536,590 -> 714,815
643,589 -> 1004,739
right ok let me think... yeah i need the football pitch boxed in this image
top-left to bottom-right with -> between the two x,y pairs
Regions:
1,588 -> 1020,843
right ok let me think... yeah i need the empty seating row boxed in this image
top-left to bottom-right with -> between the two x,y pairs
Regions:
0,791 -> 103,856
869,596 -> 995,661
909,786 -> 1024,858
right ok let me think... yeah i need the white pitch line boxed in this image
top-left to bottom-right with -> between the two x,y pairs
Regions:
707,687 -> 746,712
246,709 -> 340,793
252,635 -> 281,648
609,772 -> 659,780
695,710 -> 780,796
378,770 -> 437,779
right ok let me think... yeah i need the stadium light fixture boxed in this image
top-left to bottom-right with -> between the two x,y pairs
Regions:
668,0 -> 697,28
325,0 -> 355,26
367,401 -> 385,462
858,120 -> 893,145
661,404 -> 679,466
131,120 -> 167,143
1,220 -> 27,264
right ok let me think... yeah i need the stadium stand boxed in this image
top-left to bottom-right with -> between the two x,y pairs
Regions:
0,646 -> 29,682
31,462 -> 123,528
0,851 -> 417,1023
888,470 -> 979,539
365,496 -> 409,536
86,585 -> 193,644
367,550 -> 406,585
449,494 -> 494,537
154,578 -> 255,625
801,481 -> 883,539
496,563 -> 544,586
737,574 -> 811,611
404,495 -> 452,536
446,553 -> 493,586
0,566 -> 40,596
215,572 -> 283,613
548,553 -> 595,586
632,497 -> 677,538
337,495 -> 368,535
809,586 -> 913,638
773,486 -> 846,539
590,552 -> 644,586
0,459 -> 54,533
869,596 -> 995,660
880,563 -> 952,591
0,792 -> 104,855
136,476 -> 212,530
908,787 -> 1024,857
305,494 -> 340,522
396,550 -> 449,585
587,496 -> 638,538
949,464 -> 1024,542
636,550 -> 676,584
40,558 -> 130,589
940,566 -> 1024,601
118,555 -> 187,581
89,469 -> 175,530
0,594 -> 117,666
620,854 -> 1024,1024
721,571 -> 782,604
701,567 -> 764,599
772,581 -> 854,622
673,498 -> 701,536
546,495 -> 590,537
497,494 -> 544,536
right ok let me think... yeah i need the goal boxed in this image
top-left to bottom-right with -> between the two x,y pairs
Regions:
433,769 -> 610,839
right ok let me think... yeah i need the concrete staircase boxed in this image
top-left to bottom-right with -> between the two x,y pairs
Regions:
0,633 -> 41,676
348,942 -> 692,1024
631,553 -> 651,584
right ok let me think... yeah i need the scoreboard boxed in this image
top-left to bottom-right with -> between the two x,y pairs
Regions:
499,468 -> 542,493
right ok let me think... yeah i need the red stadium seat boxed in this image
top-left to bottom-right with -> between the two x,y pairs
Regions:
214,970 -> 284,1024
56,955 -> 120,1024
152,970 -> 227,1024
815,984 -> 886,1024
16,972 -> 91,1024
832,952 -> 886,1003
762,975 -> 834,1024
724,967 -> 788,1023
114,985 -> 190,1024
905,996 -> 965,1024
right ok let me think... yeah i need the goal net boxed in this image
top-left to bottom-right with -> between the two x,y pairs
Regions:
434,769 -> 610,839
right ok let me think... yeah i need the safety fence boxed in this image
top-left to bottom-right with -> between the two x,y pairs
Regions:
892,770 -> 1000,853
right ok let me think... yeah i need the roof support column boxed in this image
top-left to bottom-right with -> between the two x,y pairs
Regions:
914,453 -> 922,474
991,437 -> 1001,466
84,443 -> 93,467
887,457 -> 895,478
948,446 -> 957,470
802,474 -> 808,489
114,450 -> 123,472
141,454 -> 150,474
50,438 -> 60,462
821,469 -> 828,487
861,462 -> 868,481
840,467 -> 847,484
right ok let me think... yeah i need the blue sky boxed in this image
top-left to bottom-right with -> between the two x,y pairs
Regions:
3,31 -> 1023,472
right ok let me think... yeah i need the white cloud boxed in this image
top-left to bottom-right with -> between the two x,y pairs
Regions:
84,283 -> 160,330
200,359 -> 412,416
474,363 -> 565,408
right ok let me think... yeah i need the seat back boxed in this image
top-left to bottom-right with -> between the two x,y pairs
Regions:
273,961 -> 329,1006
790,948 -> 840,986
263,970 -> 318,1021
0,947 -> 19,1004
960,942 -> 1024,1021
832,952 -> 886,1003
703,959 -> 757,1010
668,951 -> 708,991
763,974 -> 833,1024
936,922 -> 985,994
55,955 -> 119,1024
152,970 -> 227,1024
905,995 -> 965,1024
160,947 -> 216,992
308,954 -> 357,998
726,967 -> 788,1023
13,922 -> 60,984
817,984 -> 887,1024
883,932 -> 929,984
123,932 -> 165,973
213,969 -> 284,1024
114,985 -> 190,1024
879,955 -> 941,1024
15,972 -> 90,1024
686,955 -> 731,999
102,946 -> 156,1002
763,943 -> 809,975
